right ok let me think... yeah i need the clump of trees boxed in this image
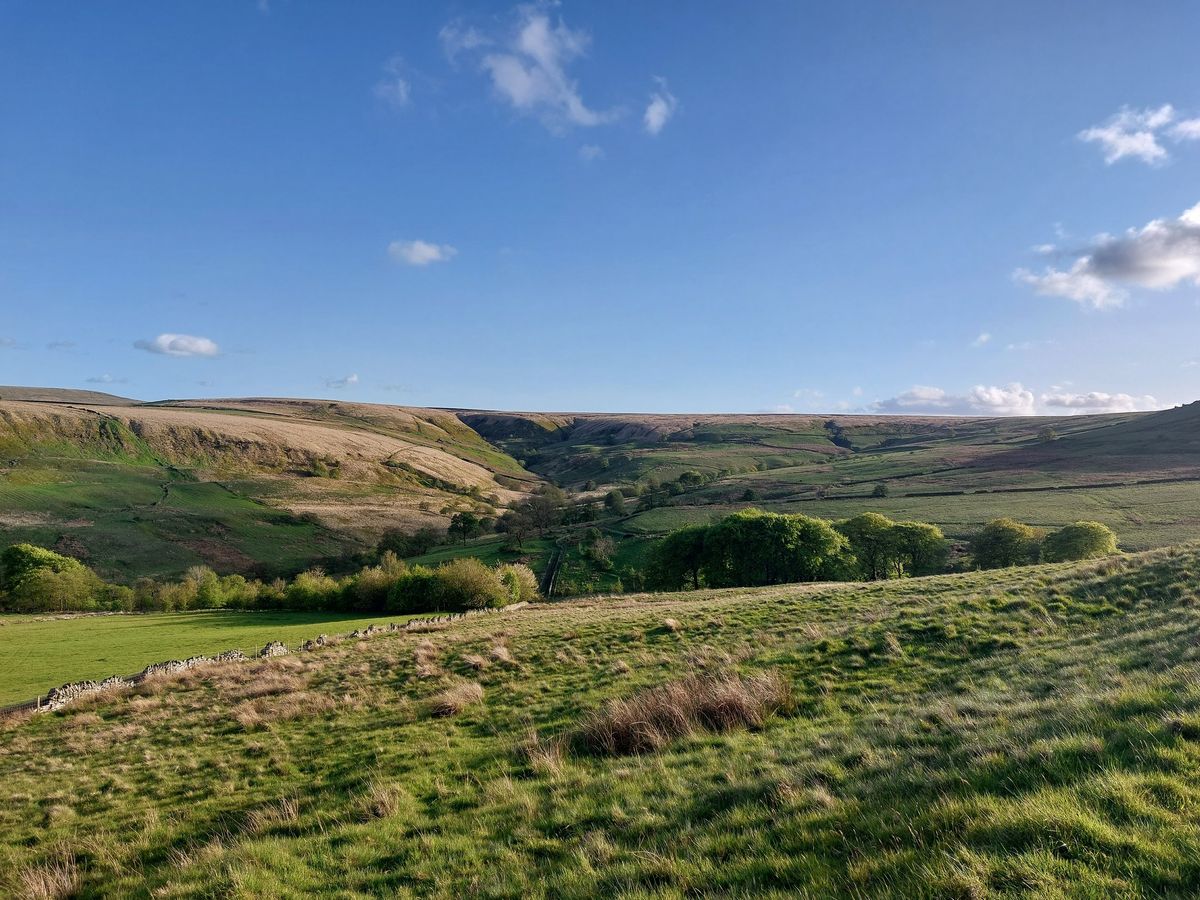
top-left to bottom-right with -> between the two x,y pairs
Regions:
972,518 -> 1117,568
650,509 -> 949,590
651,508 -> 1120,591
0,543 -> 133,612
0,542 -> 538,615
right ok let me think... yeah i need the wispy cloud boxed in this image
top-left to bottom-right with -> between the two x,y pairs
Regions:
134,333 -> 219,357
46,340 -> 76,351
388,239 -> 457,266
325,374 -> 359,389
970,332 -> 991,348
86,374 -> 128,385
1015,201 -> 1200,308
373,55 -> 412,108
1078,104 -> 1200,165
578,143 -> 605,162
643,77 -> 677,135
445,6 -> 619,131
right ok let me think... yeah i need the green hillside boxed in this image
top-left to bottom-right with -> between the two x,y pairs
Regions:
6,548 -> 1200,895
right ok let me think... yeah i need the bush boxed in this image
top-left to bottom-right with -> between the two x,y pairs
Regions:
284,569 -> 341,610
387,565 -> 439,613
497,563 -> 539,604
345,552 -> 407,611
1042,521 -> 1118,563
1,543 -> 85,593
434,558 -> 508,610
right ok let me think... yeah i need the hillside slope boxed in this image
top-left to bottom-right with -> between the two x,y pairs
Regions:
0,396 -> 537,579
5,548 -> 1200,896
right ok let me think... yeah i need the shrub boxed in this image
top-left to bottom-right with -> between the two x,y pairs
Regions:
0,543 -> 85,593
434,558 -> 508,610
1042,521 -> 1118,563
497,563 -> 539,604
387,564 -> 439,613
284,569 -> 341,610
578,670 -> 791,755
345,552 -> 407,611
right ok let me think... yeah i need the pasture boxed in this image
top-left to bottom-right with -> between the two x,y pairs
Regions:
5,549 -> 1200,894
0,610 -> 424,705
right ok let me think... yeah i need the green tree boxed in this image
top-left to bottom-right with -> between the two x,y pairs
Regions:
448,512 -> 482,544
650,524 -> 710,590
836,513 -> 900,580
972,518 -> 1041,569
0,543 -> 85,593
701,509 -> 850,588
604,489 -> 627,516
891,521 -> 950,576
872,482 -> 890,498
1041,521 -> 1118,563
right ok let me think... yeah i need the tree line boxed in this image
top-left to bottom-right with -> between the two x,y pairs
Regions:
650,509 -> 1118,591
0,543 -> 538,615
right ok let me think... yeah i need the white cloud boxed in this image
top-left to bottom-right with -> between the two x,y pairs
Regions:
450,6 -> 618,131
325,374 -> 359,389
1040,391 -> 1161,414
439,21 -> 491,63
1172,118 -> 1200,141
374,55 -> 411,108
970,332 -> 991,348
1078,104 -> 1174,165
388,239 -> 457,266
86,374 -> 127,385
134,333 -> 219,357
1078,104 -> 1200,165
873,383 -> 1036,416
643,77 -> 677,135
578,143 -> 604,162
1015,201 -> 1200,308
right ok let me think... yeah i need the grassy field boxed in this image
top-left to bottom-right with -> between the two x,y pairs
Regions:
5,548 -> 1200,895
0,611 -> 426,705
627,479 -> 1200,550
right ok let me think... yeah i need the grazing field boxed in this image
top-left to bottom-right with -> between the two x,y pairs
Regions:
0,610 -> 425,705
627,479 -> 1200,551
5,547 -> 1200,895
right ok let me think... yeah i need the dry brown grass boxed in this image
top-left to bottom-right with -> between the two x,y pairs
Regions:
413,640 -> 442,678
16,849 -> 79,899
489,643 -> 517,666
244,796 -> 301,834
233,691 -> 336,730
461,653 -> 488,671
519,729 -> 565,776
578,670 -> 792,755
429,681 -> 484,718
663,618 -> 683,632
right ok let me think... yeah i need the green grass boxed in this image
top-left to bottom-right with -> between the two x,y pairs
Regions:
0,610 -> 425,705
404,535 -> 556,572
6,548 -> 1200,895
627,479 -> 1200,550
0,459 -> 359,580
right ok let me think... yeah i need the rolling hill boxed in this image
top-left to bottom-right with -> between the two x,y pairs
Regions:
5,548 -> 1200,896
2,389 -> 1199,582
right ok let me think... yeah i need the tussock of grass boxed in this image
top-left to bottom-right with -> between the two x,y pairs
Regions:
429,681 -> 484,718
17,849 -> 78,899
578,670 -> 791,755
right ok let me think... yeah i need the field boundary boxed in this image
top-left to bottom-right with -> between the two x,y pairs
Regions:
0,602 -> 528,719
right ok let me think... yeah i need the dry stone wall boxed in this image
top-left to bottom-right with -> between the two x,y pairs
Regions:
5,602 -> 530,716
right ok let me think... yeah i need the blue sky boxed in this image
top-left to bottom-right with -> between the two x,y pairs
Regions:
2,1 -> 1200,415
